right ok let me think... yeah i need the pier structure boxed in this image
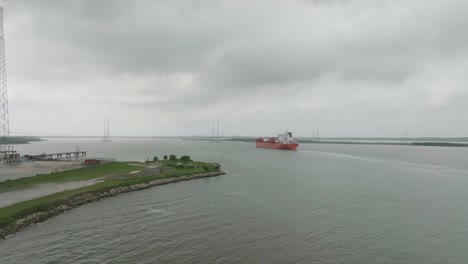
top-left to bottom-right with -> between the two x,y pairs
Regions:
28,151 -> 87,161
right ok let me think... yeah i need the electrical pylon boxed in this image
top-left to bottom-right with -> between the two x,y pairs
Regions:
0,7 -> 10,154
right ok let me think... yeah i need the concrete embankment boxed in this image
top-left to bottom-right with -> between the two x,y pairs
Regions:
0,171 -> 225,239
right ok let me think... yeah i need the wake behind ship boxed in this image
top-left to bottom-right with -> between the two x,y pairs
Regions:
256,131 -> 299,150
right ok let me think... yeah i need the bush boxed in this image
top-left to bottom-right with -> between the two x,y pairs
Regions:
212,163 -> 221,170
180,155 -> 191,162
153,156 -> 158,162
163,155 -> 168,160
169,154 -> 177,161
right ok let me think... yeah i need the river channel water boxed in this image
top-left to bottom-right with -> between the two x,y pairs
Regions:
1,138 -> 468,263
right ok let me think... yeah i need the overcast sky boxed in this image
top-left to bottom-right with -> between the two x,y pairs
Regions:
1,0 -> 468,137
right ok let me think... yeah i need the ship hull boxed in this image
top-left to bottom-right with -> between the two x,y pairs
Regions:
255,142 -> 299,150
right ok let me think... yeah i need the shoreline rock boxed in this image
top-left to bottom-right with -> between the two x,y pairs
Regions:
0,171 -> 225,239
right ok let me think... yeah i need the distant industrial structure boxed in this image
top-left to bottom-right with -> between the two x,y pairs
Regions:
0,7 -> 19,164
211,120 -> 221,140
0,7 -> 9,152
101,117 -> 112,142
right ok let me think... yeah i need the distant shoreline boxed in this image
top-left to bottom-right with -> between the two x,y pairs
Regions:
191,138 -> 468,147
302,140 -> 468,147
1,136 -> 44,145
10,136 -> 468,147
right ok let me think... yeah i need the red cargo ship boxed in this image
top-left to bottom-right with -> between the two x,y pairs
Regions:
255,131 -> 299,150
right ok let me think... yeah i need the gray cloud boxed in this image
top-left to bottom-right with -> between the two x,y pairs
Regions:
3,0 -> 468,136
201,0 -> 468,89
8,0 -> 267,77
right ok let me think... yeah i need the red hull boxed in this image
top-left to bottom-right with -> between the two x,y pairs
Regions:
256,142 -> 299,150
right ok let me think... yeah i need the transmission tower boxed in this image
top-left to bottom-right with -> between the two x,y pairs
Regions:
101,117 -> 112,142
0,7 -> 10,154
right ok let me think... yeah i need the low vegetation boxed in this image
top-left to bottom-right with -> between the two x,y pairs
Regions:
0,162 -> 139,193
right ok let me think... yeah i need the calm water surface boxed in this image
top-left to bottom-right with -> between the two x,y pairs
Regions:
1,138 -> 468,263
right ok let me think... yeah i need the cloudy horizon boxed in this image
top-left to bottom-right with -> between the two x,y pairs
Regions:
2,0 -> 468,137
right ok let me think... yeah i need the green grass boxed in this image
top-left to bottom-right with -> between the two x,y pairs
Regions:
0,160 -> 220,229
0,162 -> 141,193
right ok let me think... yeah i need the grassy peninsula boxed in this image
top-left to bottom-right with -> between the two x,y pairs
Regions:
0,157 -> 224,238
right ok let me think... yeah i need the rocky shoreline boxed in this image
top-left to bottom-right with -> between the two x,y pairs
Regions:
0,171 -> 225,239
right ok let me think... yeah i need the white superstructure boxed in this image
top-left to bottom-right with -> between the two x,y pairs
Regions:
277,131 -> 298,144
